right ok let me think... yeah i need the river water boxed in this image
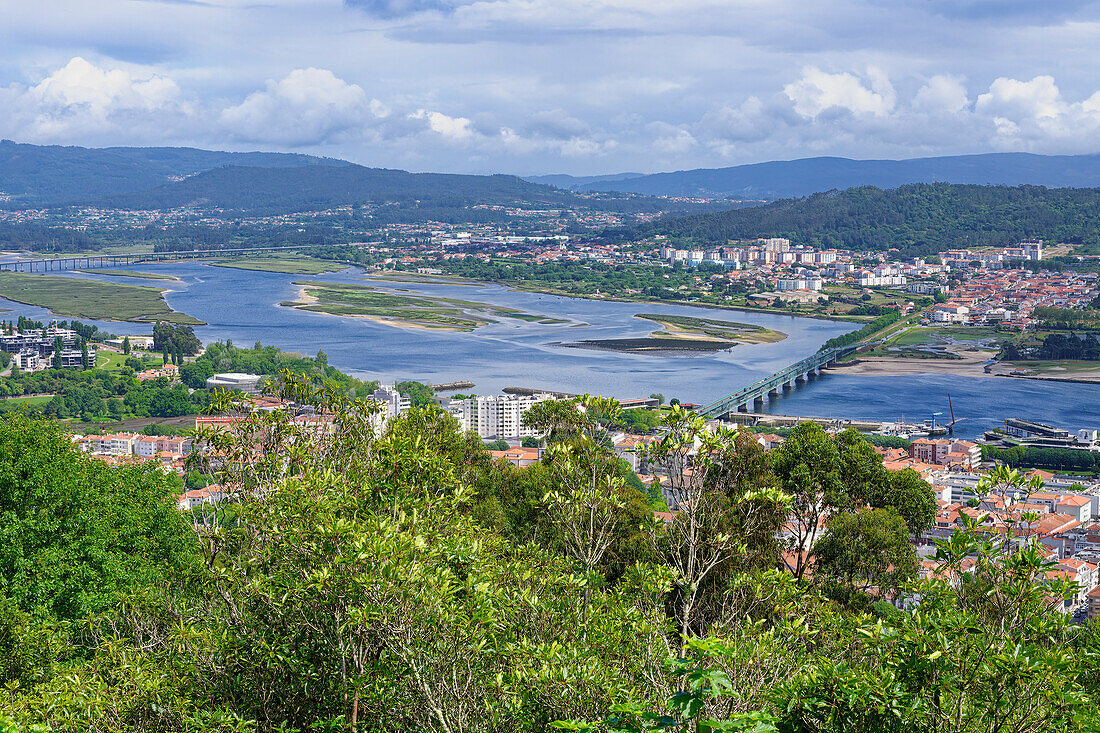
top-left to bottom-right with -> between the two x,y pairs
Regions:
1,259 -> 1097,438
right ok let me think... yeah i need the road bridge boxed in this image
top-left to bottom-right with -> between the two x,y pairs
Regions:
696,344 -> 860,418
0,245 -> 310,273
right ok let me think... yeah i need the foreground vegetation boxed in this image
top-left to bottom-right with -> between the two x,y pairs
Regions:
0,272 -> 202,324
0,378 -> 1095,732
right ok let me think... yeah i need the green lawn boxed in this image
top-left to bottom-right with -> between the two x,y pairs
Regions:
96,350 -> 132,370
0,272 -> 203,324
1,395 -> 53,407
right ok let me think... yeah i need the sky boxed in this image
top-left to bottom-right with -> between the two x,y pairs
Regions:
2,0 -> 1100,175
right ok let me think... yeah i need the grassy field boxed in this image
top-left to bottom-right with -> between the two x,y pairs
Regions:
636,313 -> 787,344
77,269 -> 180,281
96,349 -> 134,370
0,395 -> 54,406
0,272 -> 203,324
864,324 -> 1009,358
211,256 -> 349,274
367,273 -> 485,287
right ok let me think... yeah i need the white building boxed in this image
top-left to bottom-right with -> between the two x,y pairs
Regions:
445,393 -> 557,439
931,305 -> 970,323
776,277 -> 823,292
372,384 -> 411,421
206,373 -> 264,395
858,273 -> 908,287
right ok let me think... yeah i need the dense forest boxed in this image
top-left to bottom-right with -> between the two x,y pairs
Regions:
0,377 -> 1096,732
622,183 -> 1100,256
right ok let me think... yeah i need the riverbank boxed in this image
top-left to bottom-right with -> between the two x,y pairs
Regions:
827,355 -> 1100,383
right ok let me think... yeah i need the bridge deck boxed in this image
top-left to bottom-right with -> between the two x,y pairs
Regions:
0,245 -> 310,273
697,344 -> 859,418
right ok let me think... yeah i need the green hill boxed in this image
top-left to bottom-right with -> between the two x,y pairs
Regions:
625,182 -> 1100,256
97,163 -> 578,214
0,140 -> 348,204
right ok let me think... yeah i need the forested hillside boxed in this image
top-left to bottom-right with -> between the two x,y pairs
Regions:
624,183 -> 1100,256
0,377 -> 1096,732
0,140 -> 345,204
96,164 -> 572,214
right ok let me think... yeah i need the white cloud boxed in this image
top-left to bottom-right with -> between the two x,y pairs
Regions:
913,75 -> 969,114
784,66 -> 896,118
0,57 -> 189,142
410,109 -> 475,142
29,56 -> 181,113
976,75 -> 1063,119
220,68 -> 382,146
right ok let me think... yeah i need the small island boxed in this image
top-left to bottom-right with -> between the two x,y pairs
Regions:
555,314 -> 787,355
76,269 -> 181,281
636,313 -> 788,344
210,255 -> 350,275
281,280 -> 567,331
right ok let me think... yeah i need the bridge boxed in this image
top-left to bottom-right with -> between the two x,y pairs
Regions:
696,344 -> 861,418
0,245 -> 311,273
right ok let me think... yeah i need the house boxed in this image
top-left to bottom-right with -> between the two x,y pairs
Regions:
176,484 -> 227,511
489,446 -> 541,467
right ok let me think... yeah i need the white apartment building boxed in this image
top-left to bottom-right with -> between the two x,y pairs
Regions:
445,393 -> 556,439
858,273 -> 908,287
931,305 -> 970,323
372,384 -> 411,421
776,277 -> 824,292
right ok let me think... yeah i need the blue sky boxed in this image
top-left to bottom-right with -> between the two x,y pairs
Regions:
2,0 -> 1099,174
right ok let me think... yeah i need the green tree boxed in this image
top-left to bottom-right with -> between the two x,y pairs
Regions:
813,507 -> 918,600
51,335 -> 63,370
0,415 -> 196,621
396,379 -> 435,407
121,336 -> 131,355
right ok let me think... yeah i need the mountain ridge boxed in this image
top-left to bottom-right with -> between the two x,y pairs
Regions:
0,140 -> 350,204
533,153 -> 1100,199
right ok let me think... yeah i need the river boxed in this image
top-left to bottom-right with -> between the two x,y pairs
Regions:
1,259 -> 1097,438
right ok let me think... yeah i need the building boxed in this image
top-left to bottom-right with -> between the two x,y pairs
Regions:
0,325 -> 95,370
372,384 -> 411,420
931,304 -> 969,323
445,393 -> 556,439
488,446 -> 541,467
206,373 -> 265,395
911,438 -> 980,468
776,277 -> 824,292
